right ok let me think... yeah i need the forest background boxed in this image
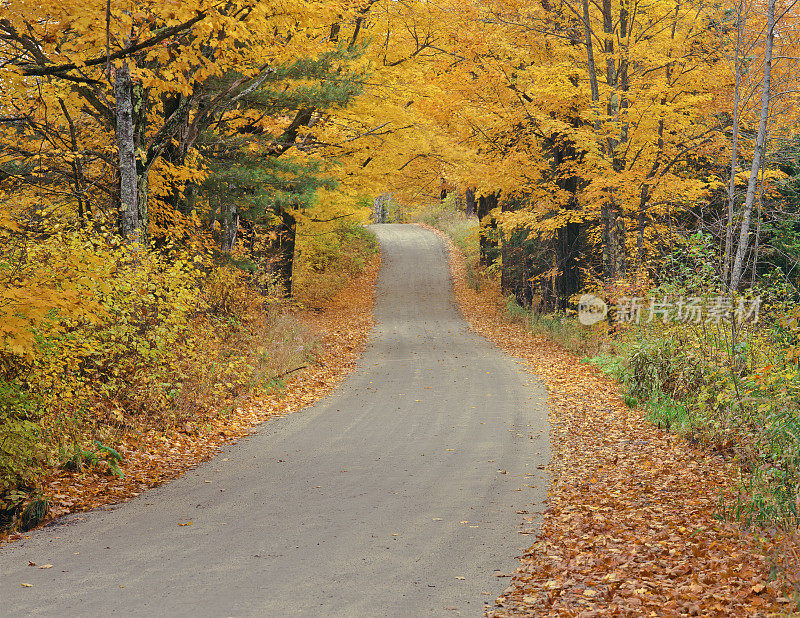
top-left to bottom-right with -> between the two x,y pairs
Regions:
2,0 -> 800,558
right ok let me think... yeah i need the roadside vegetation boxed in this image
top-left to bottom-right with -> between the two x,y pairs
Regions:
0,220 -> 377,534
410,196 -> 800,608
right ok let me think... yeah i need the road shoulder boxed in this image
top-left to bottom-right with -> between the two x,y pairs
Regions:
1,254 -> 381,546
420,223 -> 788,617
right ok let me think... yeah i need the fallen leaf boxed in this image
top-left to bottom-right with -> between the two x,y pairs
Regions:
3,258 -> 380,545
427,225 -> 799,618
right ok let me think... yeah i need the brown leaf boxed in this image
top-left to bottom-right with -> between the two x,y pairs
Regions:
428,225 -> 798,618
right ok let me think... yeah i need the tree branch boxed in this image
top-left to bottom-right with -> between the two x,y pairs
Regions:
18,12 -> 207,77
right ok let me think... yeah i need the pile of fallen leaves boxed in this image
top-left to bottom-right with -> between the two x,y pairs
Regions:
0,255 -> 380,544
419,224 -> 799,617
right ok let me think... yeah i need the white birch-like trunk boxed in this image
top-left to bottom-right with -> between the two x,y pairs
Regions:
729,0 -> 775,291
222,202 -> 239,252
115,61 -> 140,242
723,0 -> 744,286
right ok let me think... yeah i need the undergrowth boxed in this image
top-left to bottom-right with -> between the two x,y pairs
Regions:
587,313 -> 800,532
294,222 -> 378,307
0,221 -> 376,533
422,203 -> 800,538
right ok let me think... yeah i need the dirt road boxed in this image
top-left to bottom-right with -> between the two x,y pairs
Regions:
0,224 -> 549,617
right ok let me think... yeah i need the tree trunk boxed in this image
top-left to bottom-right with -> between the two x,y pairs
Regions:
602,0 -> 617,123
465,188 -> 476,217
601,205 -> 626,282
581,0 -> 600,110
636,148 -> 662,269
730,0 -> 775,291
583,0 -> 619,283
275,208 -> 297,297
584,0 -> 625,283
556,221 -> 581,309
373,193 -> 389,223
604,0 -> 627,281
221,201 -> 238,252
500,199 -> 516,298
750,157 -> 766,283
724,0 -> 744,286
477,193 -> 499,267
115,61 -> 139,241
556,144 -> 583,309
57,99 -> 90,224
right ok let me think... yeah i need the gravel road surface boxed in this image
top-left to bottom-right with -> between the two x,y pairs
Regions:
0,224 -> 550,617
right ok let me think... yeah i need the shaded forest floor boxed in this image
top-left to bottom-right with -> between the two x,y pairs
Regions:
0,255 -> 380,545
419,223 -> 799,617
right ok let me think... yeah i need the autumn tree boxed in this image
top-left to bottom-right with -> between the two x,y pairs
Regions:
723,0 -> 800,290
1,1 -> 372,239
387,0 -> 726,299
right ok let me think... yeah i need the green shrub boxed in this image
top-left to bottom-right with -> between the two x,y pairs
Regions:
645,397 -> 692,433
0,381 -> 46,529
61,440 -> 124,478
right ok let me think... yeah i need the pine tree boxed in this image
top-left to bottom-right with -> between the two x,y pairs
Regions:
197,48 -> 367,296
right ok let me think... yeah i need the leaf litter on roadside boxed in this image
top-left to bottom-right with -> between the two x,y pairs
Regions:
1,256 -> 380,544
421,224 -> 796,617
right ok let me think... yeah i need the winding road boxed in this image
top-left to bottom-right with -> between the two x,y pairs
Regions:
0,224 -> 550,617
